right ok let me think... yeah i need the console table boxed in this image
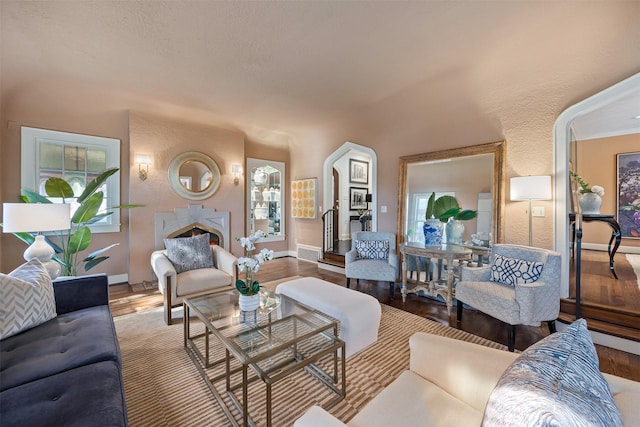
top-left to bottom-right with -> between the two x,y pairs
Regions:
569,213 -> 621,279
399,243 -> 472,316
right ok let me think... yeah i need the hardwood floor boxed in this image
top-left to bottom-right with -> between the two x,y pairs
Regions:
110,256 -> 640,382
569,249 -> 640,311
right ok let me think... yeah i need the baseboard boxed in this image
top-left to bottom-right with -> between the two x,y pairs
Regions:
581,243 -> 640,254
108,274 -> 128,285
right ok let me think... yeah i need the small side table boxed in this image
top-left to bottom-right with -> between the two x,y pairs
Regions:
569,213 -> 621,279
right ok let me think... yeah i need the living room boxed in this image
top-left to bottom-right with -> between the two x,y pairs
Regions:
1,1 -> 639,426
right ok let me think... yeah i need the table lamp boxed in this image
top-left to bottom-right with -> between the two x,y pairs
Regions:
2,203 -> 71,278
510,176 -> 552,246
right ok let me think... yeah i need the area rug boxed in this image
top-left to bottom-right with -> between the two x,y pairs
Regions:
115,277 -> 506,426
625,254 -> 640,289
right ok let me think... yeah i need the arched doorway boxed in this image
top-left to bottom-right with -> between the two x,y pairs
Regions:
323,142 -> 378,238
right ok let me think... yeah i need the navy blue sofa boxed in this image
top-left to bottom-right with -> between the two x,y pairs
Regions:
0,274 -> 128,426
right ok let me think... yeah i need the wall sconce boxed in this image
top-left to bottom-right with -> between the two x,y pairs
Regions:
135,154 -> 151,181
232,164 -> 242,186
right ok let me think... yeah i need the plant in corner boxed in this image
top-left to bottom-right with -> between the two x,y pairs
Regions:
6,167 -> 142,276
570,171 -> 605,197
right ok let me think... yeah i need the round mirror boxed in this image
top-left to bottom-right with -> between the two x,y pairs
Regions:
168,152 -> 221,200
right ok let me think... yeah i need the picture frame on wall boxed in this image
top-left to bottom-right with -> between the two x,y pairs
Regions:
617,151 -> 640,238
349,187 -> 368,210
349,159 -> 369,184
291,178 -> 317,219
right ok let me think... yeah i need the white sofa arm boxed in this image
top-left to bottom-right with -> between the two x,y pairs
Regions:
150,250 -> 176,295
409,332 -> 518,413
293,405 -> 347,427
212,245 -> 238,281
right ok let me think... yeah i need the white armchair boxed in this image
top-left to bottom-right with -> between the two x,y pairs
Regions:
345,231 -> 399,300
151,245 -> 237,325
455,244 -> 561,351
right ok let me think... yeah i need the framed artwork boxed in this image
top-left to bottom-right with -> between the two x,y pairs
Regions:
349,159 -> 369,184
349,187 -> 368,210
617,151 -> 640,238
291,178 -> 317,219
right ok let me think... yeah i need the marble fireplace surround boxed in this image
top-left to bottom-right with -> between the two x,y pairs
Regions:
154,204 -> 230,251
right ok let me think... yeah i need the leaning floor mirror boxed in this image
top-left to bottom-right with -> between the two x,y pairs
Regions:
397,141 -> 506,247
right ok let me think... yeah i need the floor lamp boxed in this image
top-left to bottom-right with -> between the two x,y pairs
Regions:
510,176 -> 551,246
2,203 -> 71,278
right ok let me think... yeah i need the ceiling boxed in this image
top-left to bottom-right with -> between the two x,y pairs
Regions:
2,1 -> 639,139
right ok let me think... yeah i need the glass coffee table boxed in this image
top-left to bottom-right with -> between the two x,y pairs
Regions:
183,290 -> 346,427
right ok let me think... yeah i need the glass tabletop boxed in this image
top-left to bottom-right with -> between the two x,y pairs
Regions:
185,290 -> 339,364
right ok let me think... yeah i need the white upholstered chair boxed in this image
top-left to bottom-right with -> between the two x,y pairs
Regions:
455,244 -> 561,351
151,244 -> 237,325
345,231 -> 399,299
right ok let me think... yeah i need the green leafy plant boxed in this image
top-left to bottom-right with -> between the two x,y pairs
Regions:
570,171 -> 605,196
7,168 -> 142,276
426,192 -> 477,223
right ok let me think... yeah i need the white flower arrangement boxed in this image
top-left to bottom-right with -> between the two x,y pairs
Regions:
570,171 -> 605,197
235,230 -> 274,295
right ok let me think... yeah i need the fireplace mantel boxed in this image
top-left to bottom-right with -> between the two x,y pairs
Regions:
155,205 -> 230,251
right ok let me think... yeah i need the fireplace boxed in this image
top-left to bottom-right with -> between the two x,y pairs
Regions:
155,205 -> 230,251
167,223 -> 223,246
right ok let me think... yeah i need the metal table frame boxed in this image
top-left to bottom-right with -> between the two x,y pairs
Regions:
183,293 -> 346,427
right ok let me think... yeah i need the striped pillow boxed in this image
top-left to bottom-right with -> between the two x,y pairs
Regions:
482,319 -> 622,426
355,240 -> 389,260
0,259 -> 57,340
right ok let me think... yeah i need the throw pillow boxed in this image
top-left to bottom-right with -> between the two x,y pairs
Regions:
163,233 -> 214,274
0,259 -> 57,340
482,319 -> 623,427
355,239 -> 389,260
489,253 -> 543,286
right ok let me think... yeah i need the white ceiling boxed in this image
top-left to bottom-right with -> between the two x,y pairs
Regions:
2,1 -> 639,138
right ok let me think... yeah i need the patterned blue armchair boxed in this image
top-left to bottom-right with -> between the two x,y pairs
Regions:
345,231 -> 399,299
455,244 -> 561,351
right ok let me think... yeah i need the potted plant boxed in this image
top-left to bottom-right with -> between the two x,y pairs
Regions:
570,171 -> 605,214
236,230 -> 274,311
5,168 -> 141,276
426,193 -> 477,244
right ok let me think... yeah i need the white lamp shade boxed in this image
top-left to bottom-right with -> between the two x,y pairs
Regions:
2,203 -> 71,233
510,176 -> 552,201
134,153 -> 152,165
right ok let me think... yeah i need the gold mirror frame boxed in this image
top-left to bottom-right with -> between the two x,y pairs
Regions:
397,141 -> 506,245
168,151 -> 221,200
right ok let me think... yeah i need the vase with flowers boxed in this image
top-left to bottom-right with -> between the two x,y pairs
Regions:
236,230 -> 274,311
570,171 -> 605,214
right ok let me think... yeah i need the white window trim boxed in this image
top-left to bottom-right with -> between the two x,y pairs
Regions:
21,126 -> 121,233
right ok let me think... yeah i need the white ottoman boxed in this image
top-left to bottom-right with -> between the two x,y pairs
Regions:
276,277 -> 382,358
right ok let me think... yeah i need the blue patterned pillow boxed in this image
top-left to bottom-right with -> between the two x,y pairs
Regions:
355,239 -> 389,260
163,233 -> 214,274
482,319 -> 622,426
489,254 -> 543,286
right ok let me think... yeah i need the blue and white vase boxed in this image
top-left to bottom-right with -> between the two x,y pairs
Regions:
423,218 -> 444,246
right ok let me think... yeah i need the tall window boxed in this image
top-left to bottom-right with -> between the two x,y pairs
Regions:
21,127 -> 121,233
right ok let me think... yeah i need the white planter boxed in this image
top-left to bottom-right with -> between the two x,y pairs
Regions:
238,294 -> 260,312
446,219 -> 465,244
579,192 -> 602,214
